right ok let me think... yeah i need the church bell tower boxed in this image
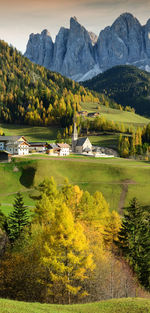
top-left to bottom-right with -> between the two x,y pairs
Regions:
72,123 -> 78,152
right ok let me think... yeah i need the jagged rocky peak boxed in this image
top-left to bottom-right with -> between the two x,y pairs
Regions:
61,16 -> 96,79
69,16 -> 91,41
41,29 -> 52,37
97,12 -> 145,70
70,16 -> 80,27
25,28 -> 54,68
112,12 -> 141,27
24,13 -> 150,81
113,12 -> 144,60
111,12 -> 142,40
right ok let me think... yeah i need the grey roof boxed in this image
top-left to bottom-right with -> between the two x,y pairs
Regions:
49,143 -> 58,149
76,137 -> 88,146
0,136 -> 22,142
29,142 -> 47,146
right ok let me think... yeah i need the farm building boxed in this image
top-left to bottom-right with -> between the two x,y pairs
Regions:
29,142 -> 48,153
0,151 -> 12,163
87,112 -> 100,117
57,143 -> 70,156
48,143 -> 70,156
0,136 -> 29,155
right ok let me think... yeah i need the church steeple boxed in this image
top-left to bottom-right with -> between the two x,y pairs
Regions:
73,123 -> 78,141
72,123 -> 78,152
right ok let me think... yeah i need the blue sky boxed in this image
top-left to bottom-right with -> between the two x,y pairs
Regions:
0,0 -> 150,52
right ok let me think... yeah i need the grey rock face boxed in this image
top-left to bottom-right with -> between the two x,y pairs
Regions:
24,13 -> 150,81
52,27 -> 69,73
97,13 -> 145,71
144,19 -> 150,58
24,29 -> 54,68
96,26 -> 128,70
61,17 -> 96,79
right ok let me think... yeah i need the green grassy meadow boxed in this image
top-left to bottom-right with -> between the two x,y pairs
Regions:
0,122 -> 120,149
81,102 -> 150,127
0,109 -> 150,215
0,298 -> 150,313
0,123 -> 59,142
1,157 -> 150,215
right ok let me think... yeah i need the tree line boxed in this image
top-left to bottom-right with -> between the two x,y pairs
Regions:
118,123 -> 150,158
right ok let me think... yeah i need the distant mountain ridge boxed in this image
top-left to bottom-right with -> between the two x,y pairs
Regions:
83,65 -> 150,116
25,13 -> 150,81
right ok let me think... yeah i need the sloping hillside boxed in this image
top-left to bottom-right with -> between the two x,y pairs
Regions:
83,65 -> 150,116
0,40 -> 100,127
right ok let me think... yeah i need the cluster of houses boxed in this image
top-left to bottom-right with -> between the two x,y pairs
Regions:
0,136 -> 70,161
78,111 -> 100,118
0,124 -> 116,162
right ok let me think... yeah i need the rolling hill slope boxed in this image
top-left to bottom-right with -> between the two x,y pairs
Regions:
83,65 -> 150,116
1,157 -> 150,214
0,40 -> 100,127
0,297 -> 150,313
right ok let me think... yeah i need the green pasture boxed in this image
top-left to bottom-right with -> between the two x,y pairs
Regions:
0,298 -> 150,313
1,157 -> 150,215
89,133 -> 119,148
81,102 -> 150,127
0,123 -> 59,142
0,122 -> 121,149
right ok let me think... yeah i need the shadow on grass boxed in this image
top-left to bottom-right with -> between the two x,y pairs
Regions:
20,166 -> 36,188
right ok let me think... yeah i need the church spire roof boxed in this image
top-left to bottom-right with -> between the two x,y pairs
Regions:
72,123 -> 78,141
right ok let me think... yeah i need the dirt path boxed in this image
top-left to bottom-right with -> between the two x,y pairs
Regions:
118,180 -> 136,214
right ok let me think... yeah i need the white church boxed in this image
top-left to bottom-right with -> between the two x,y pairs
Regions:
72,124 -> 93,154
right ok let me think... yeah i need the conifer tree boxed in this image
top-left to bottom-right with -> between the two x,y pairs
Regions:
118,198 -> 142,265
8,192 -> 29,242
117,198 -> 150,290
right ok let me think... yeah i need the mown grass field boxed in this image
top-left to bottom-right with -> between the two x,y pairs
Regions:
1,157 -> 150,215
0,298 -> 150,313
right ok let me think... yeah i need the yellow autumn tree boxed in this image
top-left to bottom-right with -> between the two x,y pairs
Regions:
40,203 -> 94,304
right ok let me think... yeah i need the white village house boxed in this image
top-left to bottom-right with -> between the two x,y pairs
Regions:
57,143 -> 70,156
0,136 -> 29,155
48,143 -> 70,156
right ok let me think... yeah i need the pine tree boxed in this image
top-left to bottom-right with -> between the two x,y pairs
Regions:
118,198 -> 142,265
8,192 -> 29,242
117,198 -> 150,290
